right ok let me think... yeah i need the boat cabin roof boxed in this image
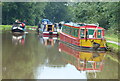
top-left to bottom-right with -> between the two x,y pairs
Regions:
64,23 -> 104,30
42,19 -> 50,22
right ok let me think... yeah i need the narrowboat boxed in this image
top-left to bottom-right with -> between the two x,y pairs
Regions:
59,42 -> 106,72
40,24 -> 58,36
60,23 -> 107,51
11,23 -> 26,35
38,19 -> 58,36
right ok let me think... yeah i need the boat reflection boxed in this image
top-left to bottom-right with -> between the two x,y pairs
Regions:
59,42 -> 106,72
39,36 -> 58,47
12,34 -> 26,45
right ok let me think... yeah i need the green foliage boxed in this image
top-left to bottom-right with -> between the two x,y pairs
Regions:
0,25 -> 38,30
2,2 -> 73,25
2,2 -> 119,35
2,2 -> 47,26
44,2 -> 73,23
72,2 -> 119,34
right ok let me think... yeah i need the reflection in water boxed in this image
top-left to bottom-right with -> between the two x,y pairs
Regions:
12,34 -> 26,45
3,32 -> 46,79
35,64 -> 87,79
35,35 -> 87,79
39,36 -> 58,47
59,42 -> 106,78
2,31 -> 118,79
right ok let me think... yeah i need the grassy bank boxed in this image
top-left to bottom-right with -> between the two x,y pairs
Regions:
0,25 -> 12,30
26,25 -> 37,28
106,42 -> 119,54
0,25 -> 37,30
105,35 -> 118,43
105,30 -> 119,43
105,31 -> 119,53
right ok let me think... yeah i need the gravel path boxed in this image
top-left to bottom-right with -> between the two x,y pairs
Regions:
107,40 -> 120,46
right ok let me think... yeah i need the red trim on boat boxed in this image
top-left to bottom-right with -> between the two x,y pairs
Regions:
64,24 -> 104,29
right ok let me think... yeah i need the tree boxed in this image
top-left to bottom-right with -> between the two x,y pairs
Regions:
72,2 -> 119,33
2,2 -> 47,25
44,2 -> 73,23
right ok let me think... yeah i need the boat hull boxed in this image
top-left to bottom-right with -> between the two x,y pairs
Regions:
11,26 -> 25,35
43,32 -> 58,35
39,31 -> 58,37
60,32 -> 107,51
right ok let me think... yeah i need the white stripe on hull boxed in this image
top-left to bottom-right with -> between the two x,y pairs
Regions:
43,37 -> 57,40
43,32 -> 58,34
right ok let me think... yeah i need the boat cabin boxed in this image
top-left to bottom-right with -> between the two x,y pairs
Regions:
62,23 -> 105,39
46,24 -> 55,32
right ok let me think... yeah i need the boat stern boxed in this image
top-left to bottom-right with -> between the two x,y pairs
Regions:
79,39 -> 107,51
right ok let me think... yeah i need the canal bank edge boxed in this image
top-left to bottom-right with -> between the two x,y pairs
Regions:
106,42 -> 119,54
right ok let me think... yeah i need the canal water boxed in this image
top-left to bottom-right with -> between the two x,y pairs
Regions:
2,30 -> 118,79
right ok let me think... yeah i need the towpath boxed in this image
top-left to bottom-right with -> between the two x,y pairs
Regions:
107,40 -> 120,46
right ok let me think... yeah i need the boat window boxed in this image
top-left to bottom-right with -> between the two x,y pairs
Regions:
74,29 -> 78,37
47,25 -> 52,31
86,62 -> 93,68
80,29 -> 85,38
97,30 -> 102,38
71,28 -> 78,37
65,26 -> 68,34
69,27 -> 72,35
96,62 -> 100,69
71,28 -> 74,36
88,29 -> 94,38
62,25 -> 66,33
68,27 -> 71,35
62,25 -> 78,37
66,26 -> 69,34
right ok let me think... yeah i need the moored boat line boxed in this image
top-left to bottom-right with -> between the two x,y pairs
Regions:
11,19 -> 107,51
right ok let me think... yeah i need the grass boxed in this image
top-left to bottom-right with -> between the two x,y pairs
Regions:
0,25 -> 37,30
105,30 -> 119,53
26,25 -> 37,28
105,35 -> 118,43
0,25 -> 12,30
0,25 -> 12,27
105,31 -> 119,43
106,42 -> 119,53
